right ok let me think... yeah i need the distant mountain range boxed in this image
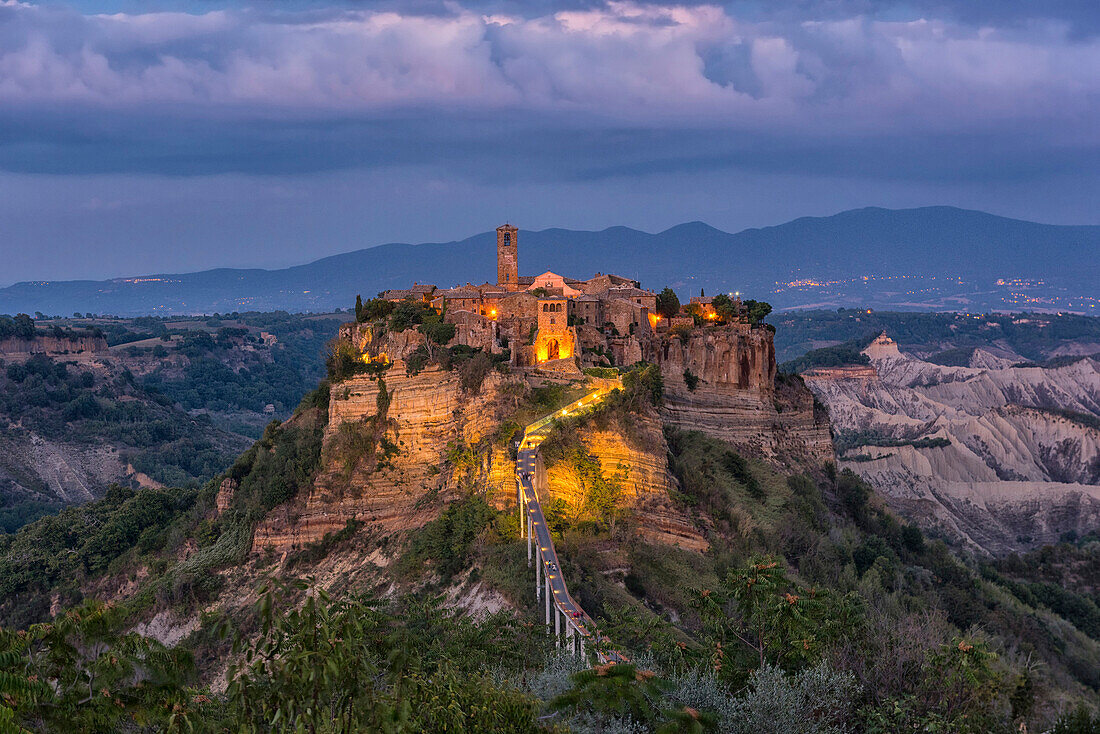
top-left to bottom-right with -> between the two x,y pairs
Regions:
2,206 -> 1097,316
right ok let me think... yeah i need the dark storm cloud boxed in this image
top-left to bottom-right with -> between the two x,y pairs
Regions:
0,0 -> 1097,186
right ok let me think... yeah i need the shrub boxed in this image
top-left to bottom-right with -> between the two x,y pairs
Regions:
419,320 -> 456,345
726,662 -> 858,734
458,351 -> 493,394
401,496 -> 497,580
682,369 -> 699,392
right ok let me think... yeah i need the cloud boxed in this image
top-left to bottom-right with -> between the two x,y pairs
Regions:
0,0 -> 1096,181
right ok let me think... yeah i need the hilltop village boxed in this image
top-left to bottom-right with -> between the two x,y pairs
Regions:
343,224 -> 773,387
253,223 -> 835,556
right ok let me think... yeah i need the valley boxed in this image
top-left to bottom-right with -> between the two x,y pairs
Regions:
0,311 -> 341,531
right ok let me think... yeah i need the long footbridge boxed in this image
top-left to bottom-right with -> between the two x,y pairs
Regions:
515,387 -> 627,664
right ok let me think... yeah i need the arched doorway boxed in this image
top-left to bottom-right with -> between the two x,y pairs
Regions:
547,339 -> 560,360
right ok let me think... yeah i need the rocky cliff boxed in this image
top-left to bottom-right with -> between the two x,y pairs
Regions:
252,364 -> 521,552
543,410 -> 708,552
0,334 -> 108,358
650,325 -> 833,468
804,335 -> 1100,553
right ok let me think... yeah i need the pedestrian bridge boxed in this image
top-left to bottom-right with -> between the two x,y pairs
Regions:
515,387 -> 627,664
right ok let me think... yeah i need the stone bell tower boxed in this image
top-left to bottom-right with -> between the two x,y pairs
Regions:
497,224 -> 519,290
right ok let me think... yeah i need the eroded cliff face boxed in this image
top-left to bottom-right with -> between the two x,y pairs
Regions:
252,365 -> 521,552
804,336 -> 1100,553
339,322 -> 427,363
0,335 -> 108,359
543,410 -> 708,552
650,326 -> 833,468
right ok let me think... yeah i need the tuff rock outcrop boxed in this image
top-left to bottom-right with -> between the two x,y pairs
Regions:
252,364 -> 520,552
650,325 -> 833,467
543,410 -> 708,552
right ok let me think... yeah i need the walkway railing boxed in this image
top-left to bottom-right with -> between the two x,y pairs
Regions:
515,387 -> 627,663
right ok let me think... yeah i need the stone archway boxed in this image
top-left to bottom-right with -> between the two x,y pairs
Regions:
547,339 -> 560,360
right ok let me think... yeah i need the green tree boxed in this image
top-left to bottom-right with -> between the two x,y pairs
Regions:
710,295 -> 739,323
418,320 -> 456,346
743,300 -> 772,325
355,294 -> 364,322
227,580 -> 392,733
692,557 -> 851,675
552,663 -> 668,724
656,288 -> 681,320
0,602 -> 200,733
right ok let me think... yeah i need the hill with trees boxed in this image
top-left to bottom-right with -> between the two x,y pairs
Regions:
0,328 -> 1098,731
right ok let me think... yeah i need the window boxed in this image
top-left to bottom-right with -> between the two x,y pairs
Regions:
502,232 -> 511,245
550,317 -> 555,324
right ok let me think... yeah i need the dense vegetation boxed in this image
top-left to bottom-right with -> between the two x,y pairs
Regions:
778,335 -> 874,373
140,312 -> 342,434
0,355 -> 246,489
772,309 -> 1100,363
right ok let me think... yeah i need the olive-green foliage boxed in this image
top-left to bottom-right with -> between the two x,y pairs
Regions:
709,294 -> 739,322
652,427 -> 1100,729
656,288 -> 681,320
0,485 -> 194,623
692,557 -> 854,676
722,662 -> 857,734
418,320 -> 456,345
232,417 -> 325,513
388,300 -> 437,333
859,638 -> 1009,734
458,351 -> 494,394
0,354 -> 244,491
682,369 -> 699,392
743,300 -> 772,325
228,581 -> 544,734
1052,706 -> 1100,734
401,496 -> 497,580
356,296 -> 394,323
0,601 -> 202,733
779,336 -> 874,373
552,663 -> 670,725
619,362 -> 663,407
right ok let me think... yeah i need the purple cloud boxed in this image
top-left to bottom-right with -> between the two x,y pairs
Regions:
0,0 -> 1095,140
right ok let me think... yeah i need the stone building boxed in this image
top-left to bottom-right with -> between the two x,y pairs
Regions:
358,224 -> 757,375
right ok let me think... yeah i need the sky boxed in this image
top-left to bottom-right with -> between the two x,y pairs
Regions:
0,0 -> 1097,284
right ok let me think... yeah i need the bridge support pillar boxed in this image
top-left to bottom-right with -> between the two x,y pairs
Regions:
555,606 -> 561,646
527,515 -> 532,567
518,486 -> 524,539
545,576 -> 551,629
536,550 -> 541,600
